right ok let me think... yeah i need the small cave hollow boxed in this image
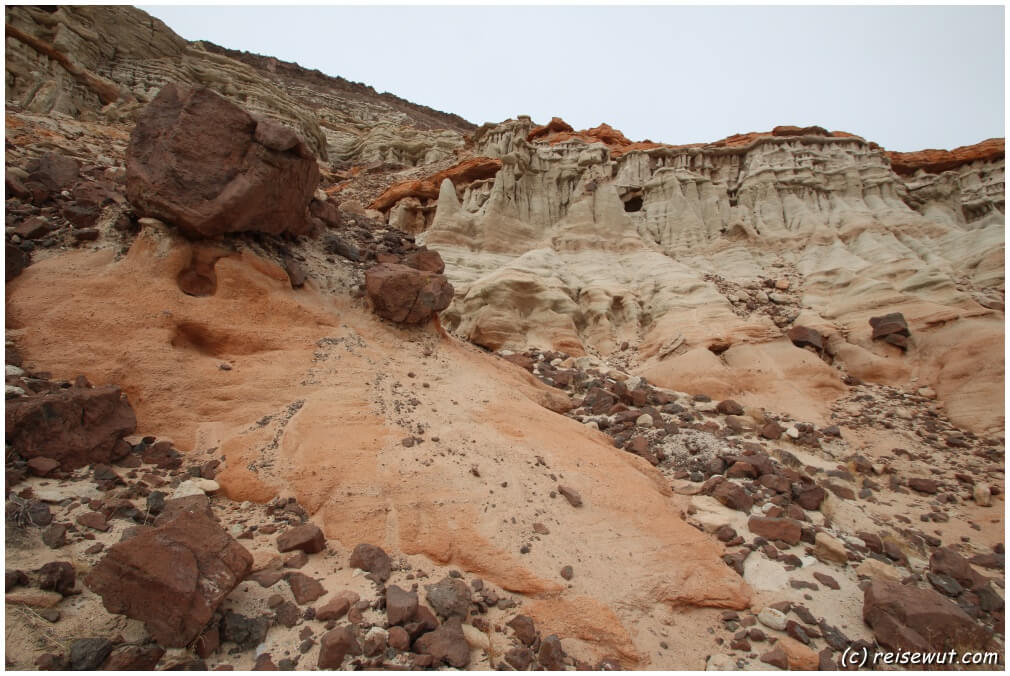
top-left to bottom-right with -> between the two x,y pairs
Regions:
623,195 -> 643,213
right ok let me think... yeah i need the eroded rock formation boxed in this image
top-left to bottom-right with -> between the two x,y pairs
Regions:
4,4 -> 1004,672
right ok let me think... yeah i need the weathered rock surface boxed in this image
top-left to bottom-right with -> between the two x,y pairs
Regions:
862,578 -> 991,652
364,263 -> 453,324
85,504 -> 253,647
5,383 -> 136,470
125,83 -> 318,239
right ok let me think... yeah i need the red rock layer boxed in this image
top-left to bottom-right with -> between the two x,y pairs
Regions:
885,138 -> 1005,176
368,157 -> 502,211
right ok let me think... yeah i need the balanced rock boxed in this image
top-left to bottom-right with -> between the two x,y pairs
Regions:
85,505 -> 252,647
126,83 -> 318,239
6,383 -> 135,470
364,263 -> 453,324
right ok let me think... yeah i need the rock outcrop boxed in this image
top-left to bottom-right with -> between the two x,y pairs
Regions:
125,83 -> 319,239
6,382 -> 136,470
409,115 -> 1004,434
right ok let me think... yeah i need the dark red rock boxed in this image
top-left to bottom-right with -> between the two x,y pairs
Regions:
276,524 -> 325,554
6,384 -> 135,470
85,507 -> 252,647
140,440 -> 182,469
863,578 -> 990,652
76,511 -> 110,532
748,517 -> 803,545
6,243 -> 29,281
103,642 -> 165,670
403,248 -> 445,274
504,646 -> 534,670
425,576 -> 471,619
26,152 -> 80,191
348,543 -> 392,582
387,626 -> 410,651
869,313 -> 910,340
194,627 -> 220,659
787,326 -> 825,352
760,644 -> 789,669
716,399 -> 745,416
317,625 -> 361,669
42,524 -> 68,549
385,584 -> 418,626
36,561 -> 75,595
414,617 -> 470,668
316,596 -> 351,622
709,477 -> 754,512
908,478 -> 939,495
288,572 -> 325,605
364,263 -> 453,324
758,474 -> 791,493
930,547 -> 988,591
794,485 -> 826,510
759,422 -> 783,440
125,83 -> 318,239
727,461 -> 758,479
14,217 -> 52,240
538,634 -> 566,670
507,614 -> 537,646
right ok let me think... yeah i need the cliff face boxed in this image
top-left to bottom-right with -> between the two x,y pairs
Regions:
5,4 -> 473,165
414,117 -> 1004,434
4,5 -> 1005,671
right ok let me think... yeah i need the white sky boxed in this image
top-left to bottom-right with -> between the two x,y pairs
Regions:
139,4 -> 1005,151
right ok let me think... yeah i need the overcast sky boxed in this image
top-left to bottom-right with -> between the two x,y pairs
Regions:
140,5 -> 1004,151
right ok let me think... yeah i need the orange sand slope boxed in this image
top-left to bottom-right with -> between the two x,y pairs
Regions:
6,228 -> 751,666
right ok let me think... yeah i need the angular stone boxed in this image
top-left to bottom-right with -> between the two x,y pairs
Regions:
276,524 -> 325,554
6,384 -> 135,470
287,572 -> 325,605
349,543 -> 392,582
68,638 -> 113,670
126,83 -> 318,238
318,625 -> 361,668
538,634 -> 566,670
85,507 -> 252,647
365,263 -> 453,324
316,596 -> 351,622
385,585 -> 418,626
507,614 -> 537,646
748,517 -> 802,545
863,578 -> 991,652
414,616 -> 470,668
425,576 -> 471,619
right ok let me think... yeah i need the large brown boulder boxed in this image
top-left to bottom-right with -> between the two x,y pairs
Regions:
125,83 -> 318,239
365,263 -> 453,324
6,384 -> 136,470
85,504 -> 253,647
862,578 -> 990,652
